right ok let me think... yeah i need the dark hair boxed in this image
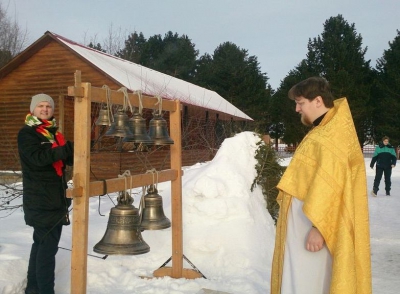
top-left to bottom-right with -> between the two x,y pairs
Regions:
288,76 -> 334,108
382,136 -> 390,141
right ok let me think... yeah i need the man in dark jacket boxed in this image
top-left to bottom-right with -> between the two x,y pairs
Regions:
370,136 -> 397,196
18,93 -> 74,294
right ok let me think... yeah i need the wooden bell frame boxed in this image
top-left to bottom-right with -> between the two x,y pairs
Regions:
66,71 -> 202,294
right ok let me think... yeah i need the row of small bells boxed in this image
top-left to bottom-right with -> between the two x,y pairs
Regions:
94,184 -> 171,255
95,105 -> 174,146
94,104 -> 173,255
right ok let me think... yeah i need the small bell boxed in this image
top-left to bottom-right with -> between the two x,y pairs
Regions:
140,184 -> 171,230
95,105 -> 111,126
148,112 -> 174,145
123,111 -> 154,144
105,107 -> 133,138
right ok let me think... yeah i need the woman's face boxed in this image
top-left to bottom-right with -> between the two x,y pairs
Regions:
32,101 -> 54,120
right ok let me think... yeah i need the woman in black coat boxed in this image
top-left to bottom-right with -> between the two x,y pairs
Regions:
18,93 -> 73,294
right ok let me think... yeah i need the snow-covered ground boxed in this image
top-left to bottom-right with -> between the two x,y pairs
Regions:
0,132 -> 399,293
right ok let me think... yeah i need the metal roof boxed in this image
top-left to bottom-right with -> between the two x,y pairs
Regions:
51,32 -> 252,120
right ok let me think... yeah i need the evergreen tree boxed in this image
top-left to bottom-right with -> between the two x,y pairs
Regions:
116,31 -> 146,62
305,15 -> 373,146
88,42 -> 106,53
269,60 -> 312,146
117,31 -> 198,82
269,15 -> 373,147
155,31 -> 198,81
373,30 -> 400,146
195,42 -> 271,130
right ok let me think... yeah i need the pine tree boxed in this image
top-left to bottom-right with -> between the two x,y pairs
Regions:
117,31 -> 198,82
373,30 -> 400,146
268,61 -> 312,146
251,134 -> 285,223
116,31 -> 147,63
88,42 -> 106,53
195,42 -> 271,130
305,15 -> 373,146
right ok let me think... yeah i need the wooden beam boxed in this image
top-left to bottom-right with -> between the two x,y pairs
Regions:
89,86 -> 176,112
66,169 -> 178,198
68,86 -> 84,98
168,100 -> 184,278
70,72 -> 91,294
58,95 -> 65,133
153,267 -> 203,279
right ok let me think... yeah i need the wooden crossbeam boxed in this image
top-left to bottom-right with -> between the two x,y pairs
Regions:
66,169 -> 178,198
68,85 -> 176,111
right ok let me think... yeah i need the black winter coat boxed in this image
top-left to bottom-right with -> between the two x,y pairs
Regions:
18,125 -> 73,228
370,142 -> 397,169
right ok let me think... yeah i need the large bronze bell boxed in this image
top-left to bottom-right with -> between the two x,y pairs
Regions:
148,112 -> 174,145
140,184 -> 171,230
93,192 -> 150,255
95,105 -> 111,126
105,107 -> 133,138
123,111 -> 154,144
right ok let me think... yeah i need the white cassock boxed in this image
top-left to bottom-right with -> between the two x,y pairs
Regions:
281,198 -> 332,294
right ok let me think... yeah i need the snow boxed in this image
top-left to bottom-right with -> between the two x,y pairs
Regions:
1,131 -> 399,294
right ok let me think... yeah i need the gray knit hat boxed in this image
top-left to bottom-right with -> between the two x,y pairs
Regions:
30,93 -> 54,113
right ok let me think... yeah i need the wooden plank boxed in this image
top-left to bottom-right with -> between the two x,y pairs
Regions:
89,86 -> 176,111
70,74 -> 91,294
58,95 -> 65,133
68,85 -> 84,98
66,169 -> 178,198
169,100 -> 184,278
153,267 -> 203,279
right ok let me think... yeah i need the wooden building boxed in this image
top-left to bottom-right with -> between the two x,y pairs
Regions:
0,31 -> 252,179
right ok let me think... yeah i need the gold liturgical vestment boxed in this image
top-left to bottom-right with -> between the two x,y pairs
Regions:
271,98 -> 372,294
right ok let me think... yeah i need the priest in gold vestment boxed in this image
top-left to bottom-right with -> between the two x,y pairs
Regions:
270,77 -> 372,294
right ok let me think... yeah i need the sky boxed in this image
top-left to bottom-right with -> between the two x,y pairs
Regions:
1,132 -> 400,293
3,0 -> 400,90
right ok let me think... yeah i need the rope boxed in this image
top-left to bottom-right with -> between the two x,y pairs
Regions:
118,87 -> 133,113
118,170 -> 132,203
135,90 -> 144,114
139,186 -> 146,224
146,168 -> 159,188
155,95 -> 162,115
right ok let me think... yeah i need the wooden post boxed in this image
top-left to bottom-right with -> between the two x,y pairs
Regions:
169,100 -> 183,277
58,94 -> 65,133
153,100 -> 202,279
70,71 -> 91,294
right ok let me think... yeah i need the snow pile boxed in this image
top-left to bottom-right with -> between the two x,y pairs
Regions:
0,131 -> 276,294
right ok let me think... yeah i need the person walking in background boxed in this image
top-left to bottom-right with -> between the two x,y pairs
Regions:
270,77 -> 371,293
370,136 -> 397,196
18,94 -> 74,294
